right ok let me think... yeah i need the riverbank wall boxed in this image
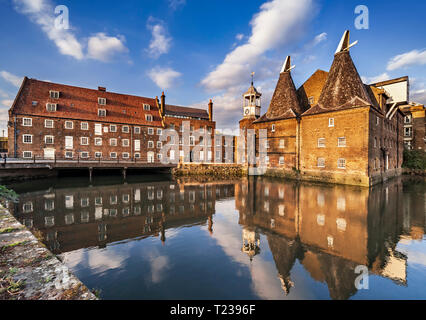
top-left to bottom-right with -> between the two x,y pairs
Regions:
0,204 -> 97,300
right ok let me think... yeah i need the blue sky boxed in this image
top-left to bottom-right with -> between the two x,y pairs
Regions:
0,0 -> 425,134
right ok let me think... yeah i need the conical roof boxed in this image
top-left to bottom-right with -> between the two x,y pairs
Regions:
243,84 -> 261,96
255,57 -> 302,123
303,32 -> 373,116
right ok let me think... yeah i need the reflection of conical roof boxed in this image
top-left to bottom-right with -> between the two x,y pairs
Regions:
255,71 -> 302,122
303,51 -> 372,116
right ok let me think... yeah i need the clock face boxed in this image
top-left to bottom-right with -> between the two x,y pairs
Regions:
244,108 -> 250,115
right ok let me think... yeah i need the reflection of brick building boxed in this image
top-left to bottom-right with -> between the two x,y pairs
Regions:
239,31 -> 407,186
8,79 -> 215,163
399,102 -> 425,151
11,179 -> 235,253
235,177 -> 420,299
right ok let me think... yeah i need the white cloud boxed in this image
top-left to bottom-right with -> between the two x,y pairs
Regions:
311,32 -> 327,47
387,49 -> 426,71
13,0 -> 84,60
148,67 -> 182,89
0,71 -> 23,88
361,72 -> 391,84
236,33 -> 244,41
87,33 -> 128,62
147,17 -> 172,58
169,0 -> 186,10
1,100 -> 14,108
201,0 -> 312,93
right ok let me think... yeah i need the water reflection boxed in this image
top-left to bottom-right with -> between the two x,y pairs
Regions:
8,176 -> 426,300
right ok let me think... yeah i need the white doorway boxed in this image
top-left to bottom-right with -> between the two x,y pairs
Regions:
44,148 -> 55,159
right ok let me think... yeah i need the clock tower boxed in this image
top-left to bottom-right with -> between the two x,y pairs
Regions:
242,74 -> 261,119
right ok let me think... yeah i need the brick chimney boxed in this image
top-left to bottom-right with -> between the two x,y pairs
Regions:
98,86 -> 106,92
208,99 -> 213,122
160,92 -> 166,116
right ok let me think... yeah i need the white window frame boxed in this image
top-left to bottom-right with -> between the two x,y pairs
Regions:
337,137 -> 346,147
81,122 -> 89,130
122,139 -> 130,147
148,128 -> 154,135
317,138 -> 325,148
110,152 -> 117,159
94,138 -> 102,146
22,118 -> 32,127
44,119 -> 54,128
44,135 -> 54,144
110,124 -> 117,132
65,121 -> 74,129
95,152 -> 102,158
122,152 -> 130,159
65,151 -> 73,158
157,141 -> 162,149
122,126 -> 129,133
328,118 -> 334,127
80,152 -> 89,159
279,156 -> 284,165
134,153 -> 141,159
23,134 -> 33,144
98,97 -> 106,105
337,158 -> 346,169
134,127 -> 141,134
148,141 -> 154,148
110,138 -> 117,146
317,158 -> 325,168
146,115 -> 153,122
157,128 -> 162,135
271,124 -> 275,132
80,137 -> 89,145
46,103 -> 57,112
143,104 -> 150,111
49,90 -> 59,99
98,109 -> 107,117
23,151 -> 32,159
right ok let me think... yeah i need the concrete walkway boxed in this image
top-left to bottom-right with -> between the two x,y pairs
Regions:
0,204 -> 97,300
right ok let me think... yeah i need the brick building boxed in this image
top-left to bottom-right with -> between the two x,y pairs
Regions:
400,102 -> 425,151
8,78 -> 215,163
239,30 -> 407,186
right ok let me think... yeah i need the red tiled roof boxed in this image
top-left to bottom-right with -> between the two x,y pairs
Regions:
10,78 -> 163,126
164,104 -> 209,120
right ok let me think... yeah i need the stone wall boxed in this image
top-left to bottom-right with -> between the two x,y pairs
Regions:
173,163 -> 246,179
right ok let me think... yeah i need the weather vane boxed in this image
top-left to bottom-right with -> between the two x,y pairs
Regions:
251,72 -> 255,85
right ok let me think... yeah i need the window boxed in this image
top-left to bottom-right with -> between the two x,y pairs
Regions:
308,96 -> 314,105
134,140 -> 141,151
404,127 -> 412,137
98,109 -> 106,117
279,156 -> 284,165
157,153 -> 162,160
134,153 -> 141,159
374,137 -> 377,148
148,141 -> 154,148
32,101 -> 38,106
271,124 -> 275,132
338,137 -> 346,147
337,158 -> 346,169
110,138 -> 117,146
279,139 -> 285,149
23,134 -> 33,144
157,141 -> 162,149
207,126 -> 212,133
65,121 -> 73,129
148,128 -> 154,135
110,152 -> 117,159
46,103 -> 57,112
157,128 -> 162,135
134,127 -> 141,134
98,97 -> 106,105
265,140 -> 270,149
146,115 -> 153,122
50,90 -> 59,99
329,118 -> 334,127
404,115 -> 411,124
122,126 -> 129,133
22,118 -> 32,126
122,139 -> 130,147
143,104 -> 150,111
65,151 -> 73,158
45,119 -> 54,128
80,152 -> 89,158
80,137 -> 89,145
45,136 -> 54,144
317,158 -> 325,168
110,125 -> 117,132
95,138 -> 102,146
95,123 -> 102,135
318,138 -> 325,148
95,152 -> 102,158
23,151 -> 32,159
376,116 -> 380,126
190,136 -> 195,146
122,153 -> 129,159
81,122 -> 89,130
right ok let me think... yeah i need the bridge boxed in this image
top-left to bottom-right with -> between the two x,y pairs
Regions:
0,157 -> 177,182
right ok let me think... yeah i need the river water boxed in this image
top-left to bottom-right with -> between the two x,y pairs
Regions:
7,175 -> 426,300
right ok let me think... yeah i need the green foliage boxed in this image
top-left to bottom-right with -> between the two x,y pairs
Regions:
403,149 -> 426,170
0,185 -> 19,204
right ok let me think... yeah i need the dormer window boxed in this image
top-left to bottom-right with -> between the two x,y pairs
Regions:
50,91 -> 59,99
98,109 -> 107,117
46,103 -> 57,112
98,97 -> 106,105
271,124 -> 275,132
143,104 -> 150,111
146,115 -> 153,122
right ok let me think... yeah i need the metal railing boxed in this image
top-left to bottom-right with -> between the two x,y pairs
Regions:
1,155 -> 161,165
